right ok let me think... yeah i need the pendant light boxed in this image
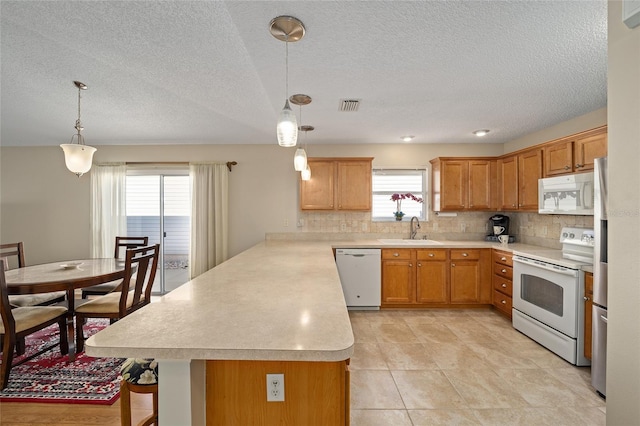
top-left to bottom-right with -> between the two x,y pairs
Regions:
60,81 -> 97,177
290,94 -> 311,171
270,16 -> 305,147
300,125 -> 314,181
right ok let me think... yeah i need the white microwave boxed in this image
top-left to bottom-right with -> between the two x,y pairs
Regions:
538,172 -> 594,215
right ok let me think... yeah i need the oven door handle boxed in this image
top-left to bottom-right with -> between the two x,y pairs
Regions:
513,256 -> 578,277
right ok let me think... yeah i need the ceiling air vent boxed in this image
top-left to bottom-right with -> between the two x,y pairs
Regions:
339,99 -> 361,112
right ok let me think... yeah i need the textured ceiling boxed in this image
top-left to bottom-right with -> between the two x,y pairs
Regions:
0,1 -> 607,147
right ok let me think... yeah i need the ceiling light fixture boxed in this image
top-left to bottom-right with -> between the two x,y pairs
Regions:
290,94 -> 311,171
270,16 -> 306,148
60,81 -> 97,177
300,125 -> 314,181
473,129 -> 490,137
401,135 -> 414,142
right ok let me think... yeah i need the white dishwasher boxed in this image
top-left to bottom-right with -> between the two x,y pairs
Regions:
335,248 -> 381,309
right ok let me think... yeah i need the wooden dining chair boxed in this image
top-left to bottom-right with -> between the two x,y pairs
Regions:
75,244 -> 160,353
0,263 -> 69,390
119,358 -> 158,426
81,237 -> 150,299
0,242 -> 66,308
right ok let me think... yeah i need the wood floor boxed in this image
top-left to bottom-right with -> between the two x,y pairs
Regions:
0,392 -> 153,425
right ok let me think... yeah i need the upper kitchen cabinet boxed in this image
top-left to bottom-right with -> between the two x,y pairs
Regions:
300,158 -> 373,211
430,158 -> 496,212
498,148 -> 542,211
543,126 -> 608,177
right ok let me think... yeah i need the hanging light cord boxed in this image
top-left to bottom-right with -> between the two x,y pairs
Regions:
284,34 -> 289,100
74,86 -> 84,144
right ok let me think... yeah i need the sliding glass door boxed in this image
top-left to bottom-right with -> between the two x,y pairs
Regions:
126,171 -> 190,294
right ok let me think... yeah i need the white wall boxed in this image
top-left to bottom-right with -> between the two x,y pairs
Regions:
606,1 -> 640,423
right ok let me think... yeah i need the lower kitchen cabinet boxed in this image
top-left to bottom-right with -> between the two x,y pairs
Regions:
492,249 -> 513,318
584,272 -> 594,360
382,248 -> 491,308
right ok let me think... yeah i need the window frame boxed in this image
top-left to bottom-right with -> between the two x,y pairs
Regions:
371,168 -> 428,222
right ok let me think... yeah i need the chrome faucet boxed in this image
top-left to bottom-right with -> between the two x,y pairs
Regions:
410,216 -> 420,239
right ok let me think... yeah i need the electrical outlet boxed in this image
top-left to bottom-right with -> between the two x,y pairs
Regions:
340,223 -> 346,231
266,373 -> 285,402
283,219 -> 289,227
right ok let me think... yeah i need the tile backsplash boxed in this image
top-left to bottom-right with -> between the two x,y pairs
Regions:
289,210 -> 594,249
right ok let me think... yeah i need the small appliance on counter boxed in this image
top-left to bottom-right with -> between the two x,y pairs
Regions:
485,214 -> 515,243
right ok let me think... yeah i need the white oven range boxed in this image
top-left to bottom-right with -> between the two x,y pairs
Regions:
512,227 -> 594,366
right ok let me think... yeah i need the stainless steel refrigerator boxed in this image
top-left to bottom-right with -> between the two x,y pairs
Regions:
592,157 -> 608,397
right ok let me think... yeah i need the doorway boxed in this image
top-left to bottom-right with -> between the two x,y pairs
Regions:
126,172 -> 190,294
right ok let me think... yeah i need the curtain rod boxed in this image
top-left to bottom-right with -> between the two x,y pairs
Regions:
125,161 -> 238,172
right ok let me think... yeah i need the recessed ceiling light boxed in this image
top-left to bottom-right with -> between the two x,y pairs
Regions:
473,129 -> 490,137
401,135 -> 414,142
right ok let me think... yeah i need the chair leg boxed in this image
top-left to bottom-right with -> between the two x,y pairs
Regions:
16,337 -> 26,355
58,317 -> 69,355
120,380 -> 133,426
75,314 -> 85,353
1,333 -> 16,390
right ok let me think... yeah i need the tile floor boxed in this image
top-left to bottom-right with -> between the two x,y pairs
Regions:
348,309 -> 606,426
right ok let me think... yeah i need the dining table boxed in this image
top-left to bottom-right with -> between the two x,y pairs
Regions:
5,258 -> 126,361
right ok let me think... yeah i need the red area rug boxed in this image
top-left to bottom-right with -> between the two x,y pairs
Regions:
0,319 -> 123,405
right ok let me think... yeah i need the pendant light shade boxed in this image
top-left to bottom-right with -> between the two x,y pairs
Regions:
60,143 -> 97,176
277,99 -> 298,147
293,147 -> 307,171
301,164 -> 311,181
60,81 -> 96,177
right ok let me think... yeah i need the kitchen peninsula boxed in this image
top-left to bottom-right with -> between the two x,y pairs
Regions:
85,241 -> 354,425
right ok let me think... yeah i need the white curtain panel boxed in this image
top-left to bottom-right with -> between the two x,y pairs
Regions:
189,163 -> 229,278
90,163 -> 127,258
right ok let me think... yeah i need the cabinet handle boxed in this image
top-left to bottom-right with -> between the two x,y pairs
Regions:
452,263 -> 456,267
501,257 -> 507,261
393,253 -> 399,257
564,165 -> 571,170
429,253 -> 434,257
502,283 -> 507,288
576,163 -> 584,168
501,269 -> 507,273
584,296 -> 590,301
512,204 -> 516,207
418,263 -> 422,267
501,300 -> 507,304
462,253 -> 468,257
409,263 -> 413,267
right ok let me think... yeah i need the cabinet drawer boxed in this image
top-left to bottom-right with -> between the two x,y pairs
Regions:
450,249 -> 480,261
416,249 -> 447,261
493,263 -> 513,280
493,290 -> 513,315
382,249 -> 412,260
492,250 -> 513,267
493,275 -> 513,297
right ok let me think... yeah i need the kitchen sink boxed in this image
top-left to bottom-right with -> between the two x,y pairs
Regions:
378,239 -> 443,245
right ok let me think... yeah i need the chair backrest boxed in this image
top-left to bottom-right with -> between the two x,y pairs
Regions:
0,265 -> 16,334
114,237 -> 149,259
118,244 -> 160,316
0,242 -> 25,271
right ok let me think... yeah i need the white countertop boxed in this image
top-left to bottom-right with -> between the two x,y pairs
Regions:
86,241 -> 355,362
86,237 -> 592,361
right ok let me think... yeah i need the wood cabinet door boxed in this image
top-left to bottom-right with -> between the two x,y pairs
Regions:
450,260 -> 481,303
440,160 -> 467,210
416,259 -> 448,304
518,149 -> 542,211
336,161 -> 372,210
300,160 -> 335,210
544,141 -> 574,176
381,260 -> 414,305
468,160 -> 492,209
498,155 -> 518,210
575,132 -> 607,172
584,272 -> 594,360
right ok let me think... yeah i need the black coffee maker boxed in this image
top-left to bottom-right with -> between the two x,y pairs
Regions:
486,214 -> 510,241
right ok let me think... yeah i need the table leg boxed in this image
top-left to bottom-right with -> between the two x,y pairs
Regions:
66,289 -> 76,361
